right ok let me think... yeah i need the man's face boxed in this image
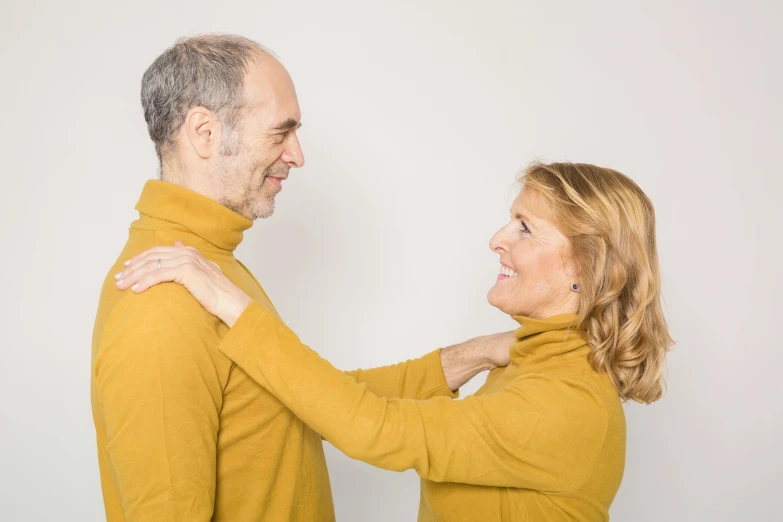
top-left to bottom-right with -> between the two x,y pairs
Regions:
214,54 -> 304,220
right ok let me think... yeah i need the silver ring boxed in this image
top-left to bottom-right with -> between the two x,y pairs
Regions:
157,259 -> 161,269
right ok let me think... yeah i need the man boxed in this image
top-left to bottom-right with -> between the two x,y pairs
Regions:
91,34 -> 509,521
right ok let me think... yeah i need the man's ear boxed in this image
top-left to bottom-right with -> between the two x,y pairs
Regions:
184,106 -> 218,159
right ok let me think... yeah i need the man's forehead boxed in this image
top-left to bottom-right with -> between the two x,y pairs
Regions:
243,56 -> 299,107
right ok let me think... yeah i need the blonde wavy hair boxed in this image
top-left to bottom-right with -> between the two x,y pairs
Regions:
520,161 -> 673,404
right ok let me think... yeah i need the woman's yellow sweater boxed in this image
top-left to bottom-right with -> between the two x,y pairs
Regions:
220,301 -> 626,521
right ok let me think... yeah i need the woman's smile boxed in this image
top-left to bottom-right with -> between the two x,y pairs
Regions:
497,263 -> 518,281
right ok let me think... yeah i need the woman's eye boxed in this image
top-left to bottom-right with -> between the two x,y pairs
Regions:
519,221 -> 530,234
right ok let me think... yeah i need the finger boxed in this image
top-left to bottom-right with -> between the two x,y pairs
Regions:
121,247 -> 217,286
171,245 -> 216,274
179,245 -> 211,266
128,267 -> 182,293
120,248 -> 192,277
167,245 -> 213,272
123,245 -> 185,267
124,245 -> 181,266
123,241 -> 196,269
116,256 -> 192,290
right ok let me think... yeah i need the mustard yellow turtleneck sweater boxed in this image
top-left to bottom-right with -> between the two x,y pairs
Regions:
219,301 -> 627,522
90,180 -> 457,521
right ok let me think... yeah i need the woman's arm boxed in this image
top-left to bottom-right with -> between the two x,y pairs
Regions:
115,242 -> 513,400
218,301 -> 606,490
116,244 -> 597,489
345,331 -> 513,400
344,350 -> 459,400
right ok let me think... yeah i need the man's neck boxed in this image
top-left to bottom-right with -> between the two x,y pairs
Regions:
160,163 -> 217,203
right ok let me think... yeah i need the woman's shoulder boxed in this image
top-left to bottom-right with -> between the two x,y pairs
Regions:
509,369 -> 622,426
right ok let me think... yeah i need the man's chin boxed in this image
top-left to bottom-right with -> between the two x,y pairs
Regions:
251,200 -> 276,220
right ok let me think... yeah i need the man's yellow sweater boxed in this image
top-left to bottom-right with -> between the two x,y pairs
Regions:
90,180 -> 457,521
219,301 -> 627,521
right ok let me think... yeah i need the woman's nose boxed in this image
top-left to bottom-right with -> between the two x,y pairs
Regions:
489,228 -> 507,253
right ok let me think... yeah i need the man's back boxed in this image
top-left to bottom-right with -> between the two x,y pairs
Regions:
91,180 -> 334,521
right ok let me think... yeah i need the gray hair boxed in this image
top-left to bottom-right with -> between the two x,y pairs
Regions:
140,34 -> 271,163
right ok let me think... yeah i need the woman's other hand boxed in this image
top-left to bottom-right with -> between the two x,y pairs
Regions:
479,331 -> 515,369
440,331 -> 515,391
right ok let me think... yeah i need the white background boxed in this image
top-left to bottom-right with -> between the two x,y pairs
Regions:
1,1 -> 781,520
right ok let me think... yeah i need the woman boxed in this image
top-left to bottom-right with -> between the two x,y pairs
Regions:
116,161 -> 672,521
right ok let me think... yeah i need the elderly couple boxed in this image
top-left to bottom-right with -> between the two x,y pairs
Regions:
91,34 -> 671,522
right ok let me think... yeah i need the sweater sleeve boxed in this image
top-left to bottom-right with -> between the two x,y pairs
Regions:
343,349 -> 459,400
218,301 -> 607,491
93,288 -> 223,521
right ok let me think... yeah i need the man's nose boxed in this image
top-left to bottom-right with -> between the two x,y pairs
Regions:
283,134 -> 305,168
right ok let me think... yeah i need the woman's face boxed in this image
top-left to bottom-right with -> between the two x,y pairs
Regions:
487,188 -> 580,319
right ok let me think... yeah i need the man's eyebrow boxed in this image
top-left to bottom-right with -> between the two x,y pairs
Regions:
273,118 -> 302,131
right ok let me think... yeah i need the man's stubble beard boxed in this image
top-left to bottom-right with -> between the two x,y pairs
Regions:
254,163 -> 290,219
215,151 -> 288,221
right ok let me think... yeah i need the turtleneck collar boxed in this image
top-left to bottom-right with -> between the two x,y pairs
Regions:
134,180 -> 253,252
509,313 -> 586,359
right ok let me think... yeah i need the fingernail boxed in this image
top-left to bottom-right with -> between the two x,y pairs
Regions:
114,272 -> 122,279
116,279 -> 124,286
131,283 -> 138,291
124,260 -> 130,266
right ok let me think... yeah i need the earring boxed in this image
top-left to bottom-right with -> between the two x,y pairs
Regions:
571,283 -> 579,292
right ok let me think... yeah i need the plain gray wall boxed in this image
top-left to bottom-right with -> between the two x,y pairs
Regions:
1,1 -> 781,520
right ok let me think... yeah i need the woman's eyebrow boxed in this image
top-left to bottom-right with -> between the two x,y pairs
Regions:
513,212 -> 541,232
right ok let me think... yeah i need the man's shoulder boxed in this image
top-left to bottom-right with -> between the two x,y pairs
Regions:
93,283 -> 224,374
109,283 -> 215,330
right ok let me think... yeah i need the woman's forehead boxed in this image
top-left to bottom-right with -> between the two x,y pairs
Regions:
512,188 -> 547,219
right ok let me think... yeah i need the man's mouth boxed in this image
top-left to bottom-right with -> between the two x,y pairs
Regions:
266,176 -> 284,190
